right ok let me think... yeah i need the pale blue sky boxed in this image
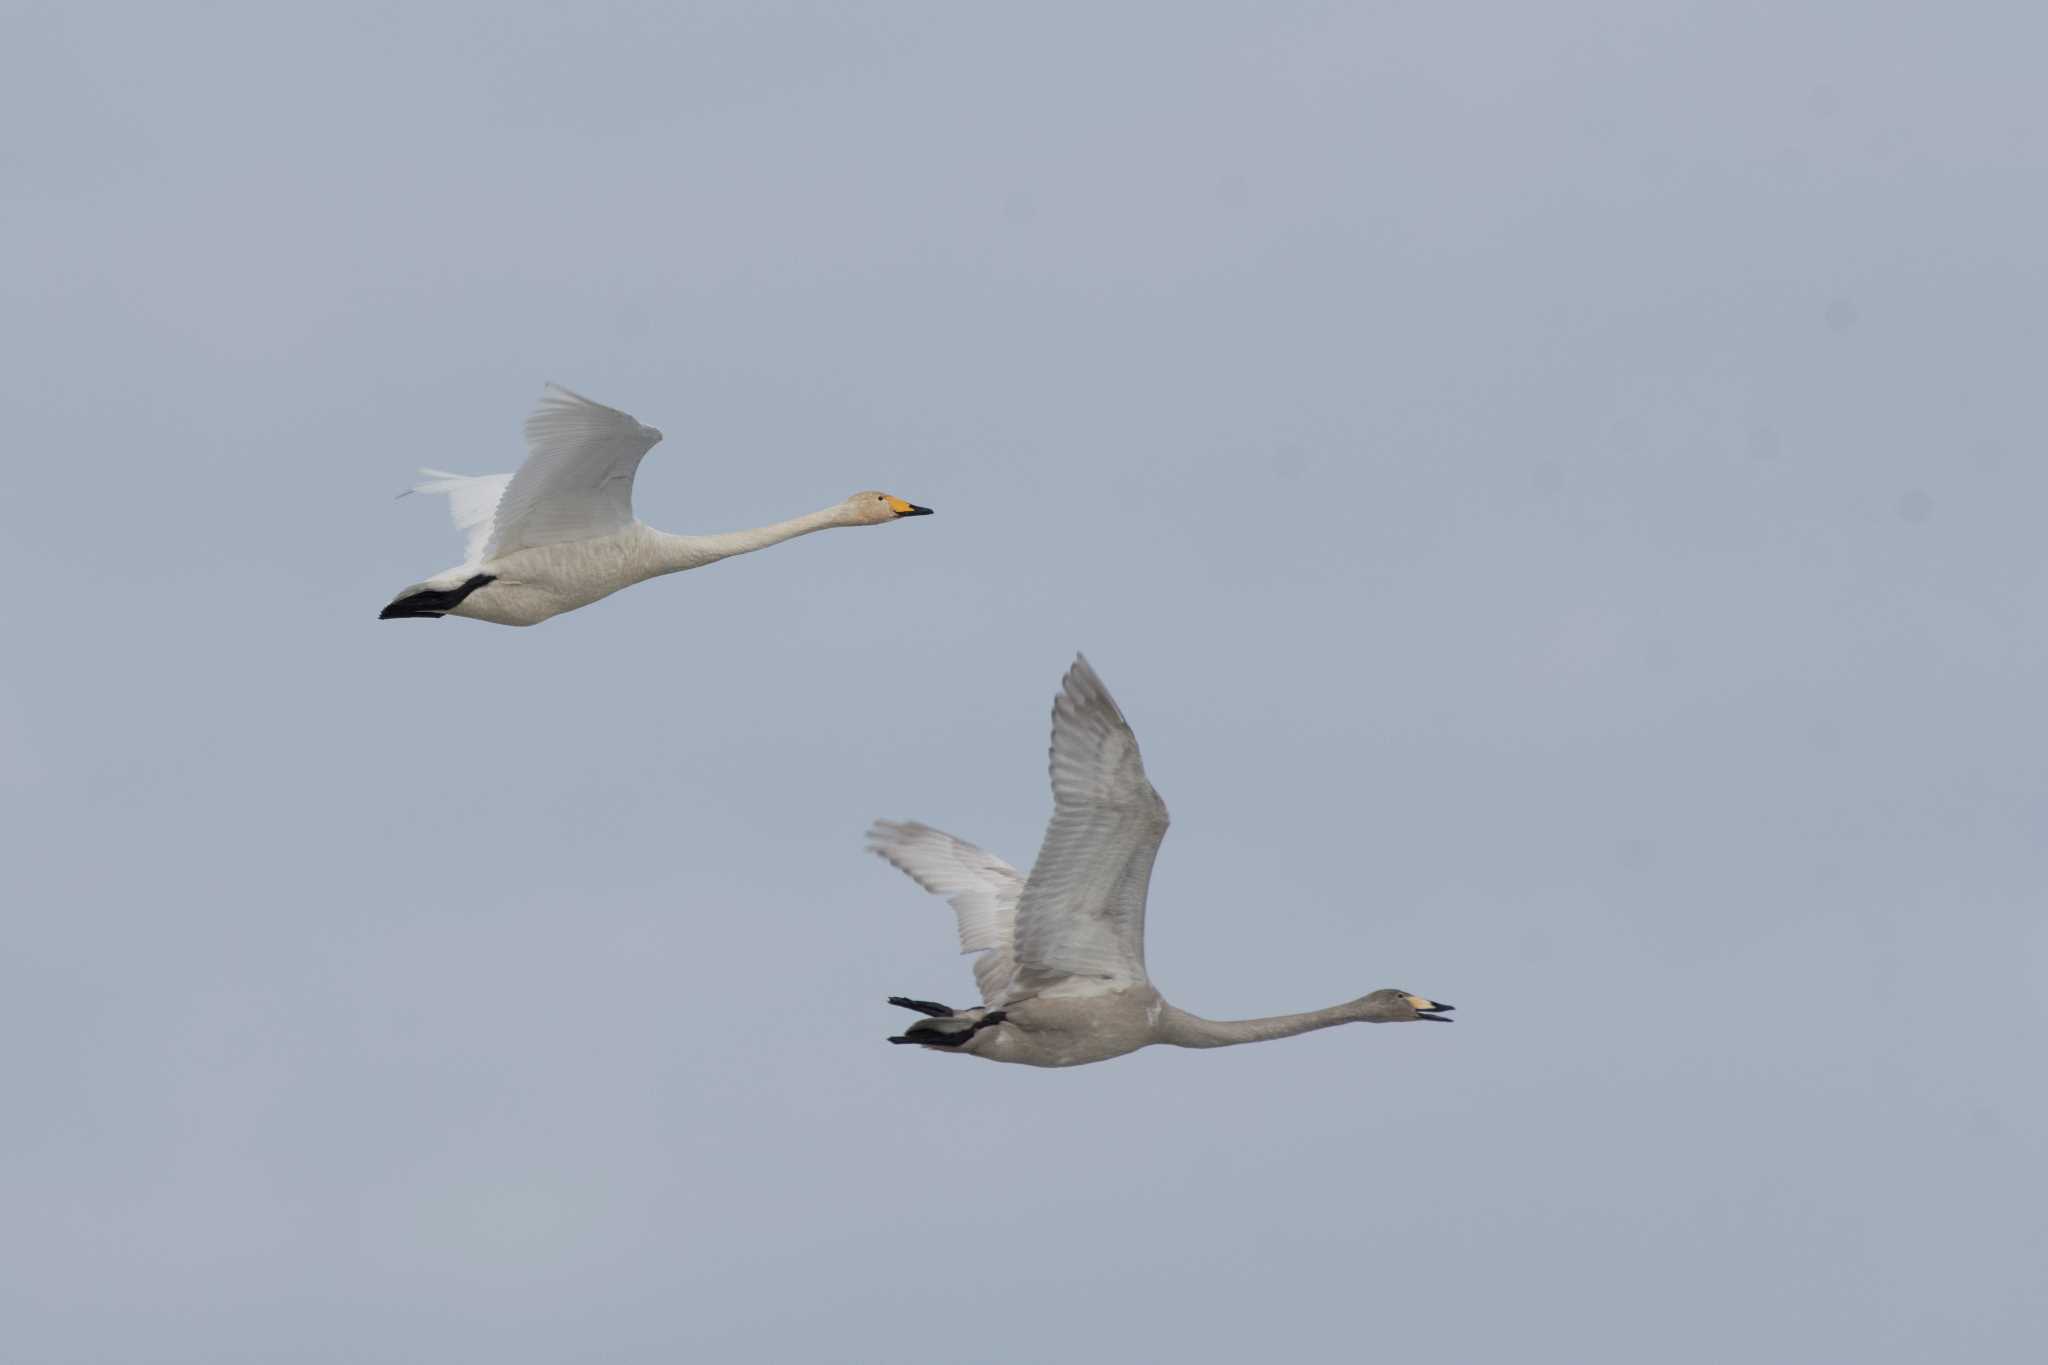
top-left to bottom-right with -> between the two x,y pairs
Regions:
4,2 -> 2045,1360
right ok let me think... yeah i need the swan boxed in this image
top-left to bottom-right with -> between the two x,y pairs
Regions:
379,384 -> 932,626
868,656 -> 1453,1068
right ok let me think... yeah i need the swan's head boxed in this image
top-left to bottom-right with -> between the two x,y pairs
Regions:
1359,989 -> 1454,1023
846,491 -> 934,526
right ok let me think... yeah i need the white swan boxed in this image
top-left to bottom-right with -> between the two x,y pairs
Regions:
868,656 -> 1453,1068
380,384 -> 932,626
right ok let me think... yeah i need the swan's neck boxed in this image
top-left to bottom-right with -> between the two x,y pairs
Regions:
1157,999 -> 1371,1049
643,504 -> 855,574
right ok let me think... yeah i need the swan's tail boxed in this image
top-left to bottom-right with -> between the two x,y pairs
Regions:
379,572 -> 497,620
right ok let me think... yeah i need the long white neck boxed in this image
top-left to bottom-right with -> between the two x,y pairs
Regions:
642,504 -> 855,574
1157,999 -> 1373,1049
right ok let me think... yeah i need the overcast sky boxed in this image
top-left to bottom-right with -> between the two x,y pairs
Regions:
4,2 -> 2044,1360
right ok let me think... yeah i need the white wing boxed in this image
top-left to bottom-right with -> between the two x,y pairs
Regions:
868,820 -> 1023,1006
484,383 -> 665,560
1007,655 -> 1170,994
408,469 -> 513,569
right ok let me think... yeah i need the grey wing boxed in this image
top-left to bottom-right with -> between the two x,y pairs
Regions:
1007,655 -> 1170,994
868,820 -> 1025,1006
484,383 -> 665,559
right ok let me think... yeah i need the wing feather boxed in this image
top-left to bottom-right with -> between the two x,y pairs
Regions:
484,384 -> 664,559
407,469 -> 513,568
867,820 -> 1024,1006
1006,656 -> 1169,994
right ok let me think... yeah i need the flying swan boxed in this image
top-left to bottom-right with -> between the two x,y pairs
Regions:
868,655 -> 1453,1068
380,384 -> 932,626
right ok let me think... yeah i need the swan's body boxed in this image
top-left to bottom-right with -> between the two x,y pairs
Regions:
380,384 -> 931,627
869,656 -> 1453,1068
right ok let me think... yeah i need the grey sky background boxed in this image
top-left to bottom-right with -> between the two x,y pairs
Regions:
4,2 -> 2044,1360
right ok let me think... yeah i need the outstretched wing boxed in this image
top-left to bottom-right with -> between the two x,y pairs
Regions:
867,820 -> 1023,1006
484,384 -> 664,560
1007,655 -> 1170,994
407,469 -> 514,569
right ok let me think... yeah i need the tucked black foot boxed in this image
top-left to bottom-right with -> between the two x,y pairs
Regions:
889,1027 -> 976,1049
380,573 -> 496,620
887,996 -> 956,1018
886,1008 -> 1009,1050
